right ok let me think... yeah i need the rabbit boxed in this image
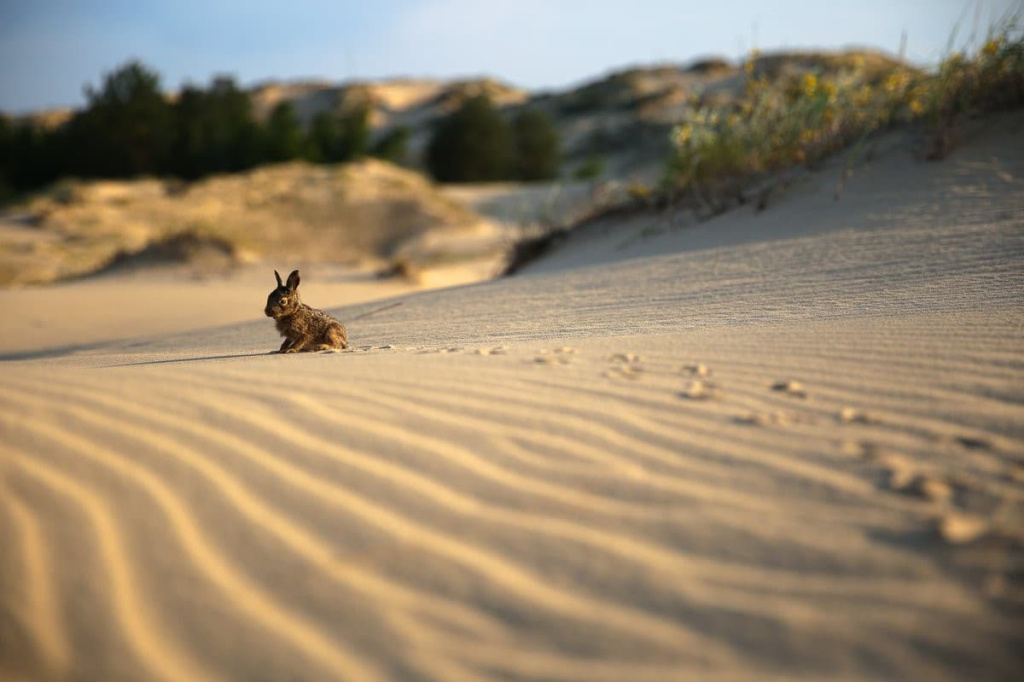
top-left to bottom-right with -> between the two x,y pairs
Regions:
264,269 -> 348,352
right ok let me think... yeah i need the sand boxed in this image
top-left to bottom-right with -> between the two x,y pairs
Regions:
1,113 -> 1023,681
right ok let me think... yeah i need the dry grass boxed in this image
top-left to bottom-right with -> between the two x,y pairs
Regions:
667,24 -> 1024,196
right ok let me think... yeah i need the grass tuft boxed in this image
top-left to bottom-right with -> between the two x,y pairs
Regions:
667,20 -> 1024,192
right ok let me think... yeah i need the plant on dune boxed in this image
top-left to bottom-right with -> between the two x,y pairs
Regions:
924,22 -> 1024,157
667,20 -> 1024,192
511,109 -> 561,181
426,95 -> 515,182
667,55 -> 920,192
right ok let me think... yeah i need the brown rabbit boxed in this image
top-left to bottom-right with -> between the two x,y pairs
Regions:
264,269 -> 348,352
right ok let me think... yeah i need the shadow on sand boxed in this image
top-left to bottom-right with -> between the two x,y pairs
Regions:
0,342 -> 108,363
105,352 -> 272,368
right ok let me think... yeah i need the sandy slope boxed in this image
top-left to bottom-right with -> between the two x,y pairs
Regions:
1,114 -> 1023,681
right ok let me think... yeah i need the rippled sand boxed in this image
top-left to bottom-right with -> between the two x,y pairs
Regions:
1,115 -> 1022,681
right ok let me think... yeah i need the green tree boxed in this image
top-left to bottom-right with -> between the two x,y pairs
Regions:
338,105 -> 370,160
0,115 -> 12,199
511,109 -> 560,181
262,102 -> 305,162
65,60 -> 173,177
426,95 -> 514,182
306,111 -> 341,162
1,121 -> 65,191
170,76 -> 262,179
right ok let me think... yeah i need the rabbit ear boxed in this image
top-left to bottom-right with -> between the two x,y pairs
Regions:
274,270 -> 283,287
286,270 -> 301,291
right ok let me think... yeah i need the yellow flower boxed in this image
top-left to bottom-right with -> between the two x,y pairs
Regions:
982,38 -> 1003,56
909,99 -> 924,115
674,124 -> 693,145
801,73 -> 818,97
854,84 -> 873,106
744,60 -> 755,75
883,72 -> 908,93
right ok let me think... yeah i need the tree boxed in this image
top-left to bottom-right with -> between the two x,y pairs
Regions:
511,109 -> 560,181
426,95 -> 514,182
65,60 -> 173,177
0,115 -> 13,198
262,102 -> 305,163
170,76 -> 262,179
1,121 -> 65,191
338,105 -> 370,161
306,111 -> 342,163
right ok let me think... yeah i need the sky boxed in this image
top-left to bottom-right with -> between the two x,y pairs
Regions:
1,0 -> 1020,113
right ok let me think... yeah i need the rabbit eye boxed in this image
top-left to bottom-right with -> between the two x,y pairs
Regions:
279,298 -> 288,304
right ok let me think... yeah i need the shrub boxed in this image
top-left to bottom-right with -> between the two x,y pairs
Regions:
65,60 -> 174,177
306,111 -> 342,163
512,109 -> 560,181
924,29 -> 1024,157
371,126 -> 411,164
573,156 -> 605,180
426,95 -> 514,182
170,76 -> 261,179
667,22 -> 1024,189
262,102 -> 305,162
339,105 -> 371,160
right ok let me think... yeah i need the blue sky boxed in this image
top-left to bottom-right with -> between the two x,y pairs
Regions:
1,0 -> 1020,113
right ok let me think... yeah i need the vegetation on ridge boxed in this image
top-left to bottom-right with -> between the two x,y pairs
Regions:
667,22 -> 1024,194
0,62 -> 394,201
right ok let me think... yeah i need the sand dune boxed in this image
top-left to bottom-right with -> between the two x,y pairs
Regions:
1,114 -> 1023,681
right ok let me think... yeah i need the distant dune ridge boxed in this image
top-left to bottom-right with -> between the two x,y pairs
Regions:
0,50 -> 921,288
1,103 -> 1022,682
10,50 -> 909,177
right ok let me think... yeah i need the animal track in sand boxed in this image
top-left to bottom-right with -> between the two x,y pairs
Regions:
608,352 -> 640,363
604,365 -> 644,380
1005,466 -> 1024,484
531,347 -> 577,366
837,407 -> 876,424
682,363 -> 711,377
533,355 -> 572,365
473,346 -> 508,356
952,435 -> 993,451
679,380 -> 721,401
415,346 -> 465,355
771,380 -> 808,399
887,473 -> 954,504
604,351 -> 644,379
935,513 -> 990,544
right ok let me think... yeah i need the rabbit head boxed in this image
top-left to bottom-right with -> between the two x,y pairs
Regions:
265,269 -> 302,319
